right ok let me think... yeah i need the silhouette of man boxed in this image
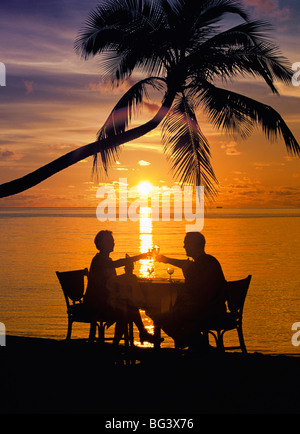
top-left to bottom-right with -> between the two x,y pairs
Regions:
84,230 -> 161,345
155,231 -> 226,348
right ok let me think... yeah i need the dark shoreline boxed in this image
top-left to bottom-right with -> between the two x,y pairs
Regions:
1,335 -> 300,415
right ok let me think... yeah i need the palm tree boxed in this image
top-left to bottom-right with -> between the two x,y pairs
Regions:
0,0 -> 299,198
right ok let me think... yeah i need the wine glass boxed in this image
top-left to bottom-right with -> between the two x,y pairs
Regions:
147,266 -> 155,279
167,267 -> 174,282
153,245 -> 160,259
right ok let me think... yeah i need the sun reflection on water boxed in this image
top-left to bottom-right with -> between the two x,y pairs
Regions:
139,206 -> 155,278
136,206 -> 157,347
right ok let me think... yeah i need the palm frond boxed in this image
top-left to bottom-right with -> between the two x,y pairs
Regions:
98,77 -> 165,140
169,0 -> 248,26
75,0 -> 168,82
199,20 -> 272,48
162,94 -> 218,199
198,82 -> 300,156
158,0 -> 249,64
189,0 -> 249,29
186,23 -> 292,94
93,76 -> 166,175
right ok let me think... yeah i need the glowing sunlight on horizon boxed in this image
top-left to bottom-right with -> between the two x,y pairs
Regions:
138,181 -> 153,196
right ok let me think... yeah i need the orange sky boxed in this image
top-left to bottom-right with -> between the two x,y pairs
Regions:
0,0 -> 300,208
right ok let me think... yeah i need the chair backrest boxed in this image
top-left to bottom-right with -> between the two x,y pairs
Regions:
56,268 -> 89,307
225,275 -> 252,316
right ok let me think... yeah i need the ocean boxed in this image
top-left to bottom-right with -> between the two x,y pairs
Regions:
0,206 -> 299,355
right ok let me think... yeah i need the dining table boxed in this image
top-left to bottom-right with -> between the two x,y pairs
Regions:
137,277 -> 185,349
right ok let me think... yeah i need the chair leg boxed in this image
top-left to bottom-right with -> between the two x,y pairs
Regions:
97,322 -> 105,344
88,322 -> 97,343
154,326 -> 162,350
123,322 -> 134,348
123,327 -> 129,348
122,327 -> 130,365
202,331 -> 209,347
128,322 -> 134,347
124,323 -> 136,365
66,318 -> 72,340
237,326 -> 247,354
217,330 -> 225,352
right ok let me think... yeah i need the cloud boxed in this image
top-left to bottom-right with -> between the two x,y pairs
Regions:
269,186 -> 300,197
253,161 -> 286,170
220,141 -> 241,156
23,80 -> 34,94
218,177 -> 300,207
87,81 -> 115,94
138,160 -> 151,166
143,101 -> 160,113
242,0 -> 291,21
284,156 -> 299,162
48,143 -> 75,151
87,77 -> 136,95
0,149 -> 23,161
125,142 -> 162,152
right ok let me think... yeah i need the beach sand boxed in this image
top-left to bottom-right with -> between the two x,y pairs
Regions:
1,335 -> 299,415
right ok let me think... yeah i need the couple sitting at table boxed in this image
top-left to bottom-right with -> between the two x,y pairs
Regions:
84,229 -> 226,350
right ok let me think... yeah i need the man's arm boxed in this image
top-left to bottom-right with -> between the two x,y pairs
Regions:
156,254 -> 188,270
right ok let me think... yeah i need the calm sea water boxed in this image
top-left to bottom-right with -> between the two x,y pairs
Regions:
0,207 -> 299,355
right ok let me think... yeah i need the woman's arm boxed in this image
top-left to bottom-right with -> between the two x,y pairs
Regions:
111,253 -> 147,268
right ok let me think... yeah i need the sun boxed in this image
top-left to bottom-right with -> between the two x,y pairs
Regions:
138,181 -> 153,196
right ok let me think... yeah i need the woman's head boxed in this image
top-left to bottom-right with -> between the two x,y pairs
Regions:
94,230 -> 114,252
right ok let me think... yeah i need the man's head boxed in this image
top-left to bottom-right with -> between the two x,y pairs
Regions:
184,231 -> 206,259
94,230 -> 114,253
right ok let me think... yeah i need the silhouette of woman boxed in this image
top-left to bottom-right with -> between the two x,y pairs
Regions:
84,230 -> 162,345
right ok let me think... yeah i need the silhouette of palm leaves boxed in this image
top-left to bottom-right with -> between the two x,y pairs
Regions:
75,0 -> 299,198
74,0 -> 299,199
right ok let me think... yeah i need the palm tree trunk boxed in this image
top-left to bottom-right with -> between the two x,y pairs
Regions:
0,91 -> 175,198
